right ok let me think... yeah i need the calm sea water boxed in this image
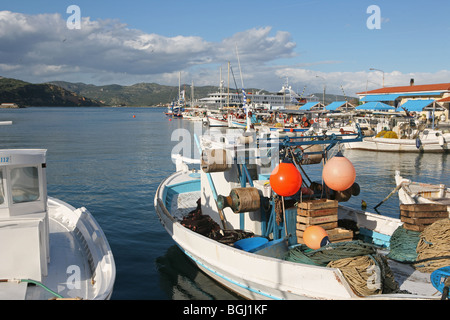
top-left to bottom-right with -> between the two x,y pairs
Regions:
0,107 -> 448,300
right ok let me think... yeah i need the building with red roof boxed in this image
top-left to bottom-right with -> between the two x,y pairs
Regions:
356,80 -> 450,119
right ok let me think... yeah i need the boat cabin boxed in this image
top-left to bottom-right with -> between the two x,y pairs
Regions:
0,149 -> 49,282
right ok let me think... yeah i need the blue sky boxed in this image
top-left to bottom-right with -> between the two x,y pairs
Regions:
1,0 -> 449,96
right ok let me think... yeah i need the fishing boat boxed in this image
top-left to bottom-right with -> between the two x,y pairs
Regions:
205,115 -> 228,127
344,126 -> 450,153
0,121 -> 12,126
0,149 -> 115,300
395,171 -> 450,215
155,126 -> 449,300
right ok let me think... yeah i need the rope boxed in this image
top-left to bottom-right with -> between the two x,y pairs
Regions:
285,241 -> 377,266
387,226 -> 421,263
415,219 -> 450,273
285,241 -> 401,296
327,255 -> 381,296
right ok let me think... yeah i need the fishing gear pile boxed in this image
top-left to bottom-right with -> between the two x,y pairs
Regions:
388,218 -> 450,273
285,240 -> 400,296
180,199 -> 254,245
415,218 -> 450,273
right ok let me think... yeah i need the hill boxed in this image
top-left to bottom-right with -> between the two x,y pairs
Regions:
0,77 -> 102,107
50,81 -> 358,107
0,76 -> 359,107
49,81 -> 227,106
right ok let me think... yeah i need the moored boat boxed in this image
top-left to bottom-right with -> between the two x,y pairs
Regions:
344,116 -> 450,153
0,149 -> 115,300
155,127 -> 449,300
205,115 -> 228,127
395,170 -> 450,215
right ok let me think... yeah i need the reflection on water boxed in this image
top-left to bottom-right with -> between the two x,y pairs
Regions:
156,245 -> 241,300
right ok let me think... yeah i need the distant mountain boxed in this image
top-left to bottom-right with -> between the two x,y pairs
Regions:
51,81 -> 359,107
0,76 -> 358,108
0,77 -> 102,107
49,81 -> 221,106
311,93 -> 359,106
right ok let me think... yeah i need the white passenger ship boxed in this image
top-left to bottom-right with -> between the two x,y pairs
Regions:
198,84 -> 319,110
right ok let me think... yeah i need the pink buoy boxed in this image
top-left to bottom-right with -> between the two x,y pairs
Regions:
322,152 -> 356,191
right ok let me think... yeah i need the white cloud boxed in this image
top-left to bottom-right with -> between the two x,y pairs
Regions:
0,10 -> 448,97
0,11 -> 295,85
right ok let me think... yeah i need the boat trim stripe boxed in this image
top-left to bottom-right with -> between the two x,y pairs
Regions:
180,247 -> 283,300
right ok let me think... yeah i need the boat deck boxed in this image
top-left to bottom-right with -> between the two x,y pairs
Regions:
387,259 -> 439,297
0,202 -> 97,300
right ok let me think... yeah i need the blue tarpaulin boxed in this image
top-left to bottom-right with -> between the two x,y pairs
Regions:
400,99 -> 443,111
356,102 -> 395,111
325,101 -> 353,110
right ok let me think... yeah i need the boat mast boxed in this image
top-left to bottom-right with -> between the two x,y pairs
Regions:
220,66 -> 223,109
227,61 -> 230,108
178,71 -> 181,107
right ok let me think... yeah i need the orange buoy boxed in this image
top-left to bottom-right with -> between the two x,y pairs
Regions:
322,152 -> 356,191
303,225 -> 330,250
269,161 -> 302,197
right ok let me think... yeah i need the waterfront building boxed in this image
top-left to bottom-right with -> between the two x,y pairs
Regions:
357,80 -> 450,120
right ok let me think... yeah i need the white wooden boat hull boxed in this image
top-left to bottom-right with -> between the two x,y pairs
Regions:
0,197 -> 115,300
395,171 -> 450,215
155,170 -> 438,300
345,136 -> 450,153
207,116 -> 228,127
0,149 -> 115,300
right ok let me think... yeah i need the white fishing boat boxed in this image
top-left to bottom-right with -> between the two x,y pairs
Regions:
155,127 -> 449,300
205,115 -> 228,127
0,149 -> 115,300
344,127 -> 450,153
0,121 -> 12,126
395,171 -> 450,215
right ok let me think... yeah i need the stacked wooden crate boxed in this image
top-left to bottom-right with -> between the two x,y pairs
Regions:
400,203 -> 448,232
296,199 -> 353,245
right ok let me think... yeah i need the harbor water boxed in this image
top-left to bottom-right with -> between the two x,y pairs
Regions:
1,107 -> 448,300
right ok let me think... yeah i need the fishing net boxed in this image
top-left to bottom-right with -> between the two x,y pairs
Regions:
415,219 -> 450,273
387,226 -> 421,263
180,199 -> 254,244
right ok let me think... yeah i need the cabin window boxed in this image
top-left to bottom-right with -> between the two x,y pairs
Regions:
11,167 -> 40,203
0,170 -> 4,204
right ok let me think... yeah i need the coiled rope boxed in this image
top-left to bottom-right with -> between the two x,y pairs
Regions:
285,241 -> 400,296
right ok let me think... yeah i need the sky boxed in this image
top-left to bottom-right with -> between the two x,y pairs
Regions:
1,0 -> 450,96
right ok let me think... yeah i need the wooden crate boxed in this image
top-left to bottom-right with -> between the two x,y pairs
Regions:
297,199 -> 338,211
296,198 -> 338,239
327,228 -> 354,243
296,199 -> 353,245
400,203 -> 448,232
297,214 -> 338,226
